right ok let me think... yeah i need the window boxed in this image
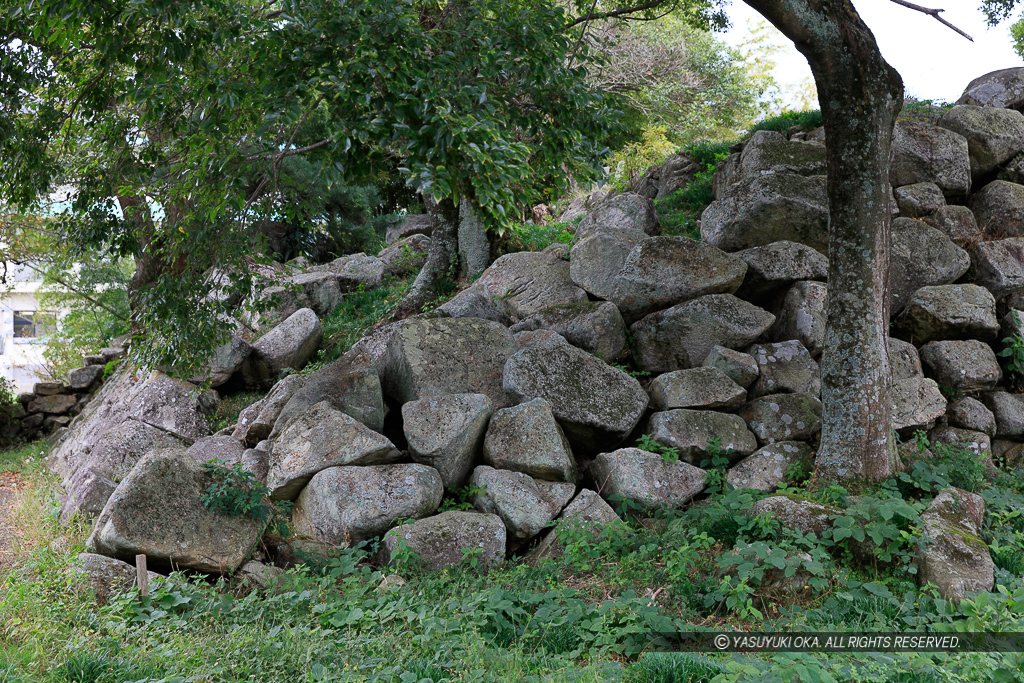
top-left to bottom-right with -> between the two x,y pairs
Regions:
13,311 -> 55,339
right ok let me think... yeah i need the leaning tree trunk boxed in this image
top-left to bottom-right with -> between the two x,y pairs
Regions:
745,0 -> 904,484
392,195 -> 460,319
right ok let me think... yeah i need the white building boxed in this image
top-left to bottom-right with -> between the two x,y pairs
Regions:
1,264 -> 52,393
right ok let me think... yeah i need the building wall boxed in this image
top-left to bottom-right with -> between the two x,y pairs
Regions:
1,285 -> 50,394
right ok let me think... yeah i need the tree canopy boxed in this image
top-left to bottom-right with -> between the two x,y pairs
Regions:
1,0 -> 663,372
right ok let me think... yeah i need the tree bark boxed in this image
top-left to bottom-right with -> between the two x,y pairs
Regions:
744,0 -> 904,483
391,195 -> 460,319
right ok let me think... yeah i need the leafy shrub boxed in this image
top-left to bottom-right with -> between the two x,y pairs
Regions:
750,109 -> 823,134
605,124 -> 678,192
438,483 -> 487,513
200,461 -> 291,536
635,434 -> 680,464
655,148 -> 727,239
999,310 -> 1024,391
209,391 -> 263,433
497,220 -> 574,255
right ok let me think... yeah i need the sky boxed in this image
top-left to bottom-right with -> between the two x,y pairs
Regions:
722,0 -> 1023,105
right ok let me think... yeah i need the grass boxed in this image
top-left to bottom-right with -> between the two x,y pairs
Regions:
0,440 -> 51,476
209,392 -> 265,433
303,276 -> 414,371
749,109 -> 824,135
3,436 -> 1024,682
495,220 -> 575,257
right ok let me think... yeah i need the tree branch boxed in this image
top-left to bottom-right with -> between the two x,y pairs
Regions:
244,137 -> 334,162
13,261 -> 128,322
888,0 -> 974,41
565,0 -> 673,28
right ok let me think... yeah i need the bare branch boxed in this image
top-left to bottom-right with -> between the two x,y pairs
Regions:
13,260 -> 128,322
565,0 -> 672,28
888,0 -> 974,41
244,137 -> 334,162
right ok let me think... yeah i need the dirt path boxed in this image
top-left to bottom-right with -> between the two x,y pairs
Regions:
0,472 -> 23,571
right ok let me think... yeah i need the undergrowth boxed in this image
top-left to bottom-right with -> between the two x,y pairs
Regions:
3,433 -> 1024,682
306,276 -> 414,370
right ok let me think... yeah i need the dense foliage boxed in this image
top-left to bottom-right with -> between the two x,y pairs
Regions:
0,0 -> 623,374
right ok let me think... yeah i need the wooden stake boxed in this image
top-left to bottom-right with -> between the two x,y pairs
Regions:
135,554 -> 149,597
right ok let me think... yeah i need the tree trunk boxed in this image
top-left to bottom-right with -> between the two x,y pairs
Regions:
391,195 -> 460,319
744,0 -> 904,484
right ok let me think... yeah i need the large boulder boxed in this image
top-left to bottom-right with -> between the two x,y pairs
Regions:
983,392 -> 1024,438
386,214 -> 432,245
291,464 -> 443,545
530,489 -> 624,562
733,241 -> 828,301
890,218 -> 970,315
285,271 -> 345,318
402,393 -> 493,489
377,511 -> 506,571
937,105 -> 1024,182
918,488 -> 994,601
269,349 -> 385,437
74,553 -> 162,604
734,132 -> 827,182
573,192 -> 660,243
648,367 -> 747,411
267,401 -> 402,500
727,441 -> 816,492
894,284 -> 999,343
929,426 -> 993,460
378,234 -> 431,276
483,398 -> 576,482
589,448 -> 707,508
770,281 -> 827,357
509,302 -> 628,362
972,238 -> 1024,299
738,393 -> 823,445
947,397 -> 997,436
634,154 -> 701,200
46,368 -> 173,480
702,346 -> 760,388
233,374 -> 306,447
185,436 -> 245,467
957,68 -> 1024,111
747,495 -> 838,538
469,466 -> 562,542
629,294 -> 775,373
700,174 -> 830,253
894,182 -> 945,218
68,364 -> 104,391
747,340 -> 821,399
891,378 -> 947,435
923,205 -> 981,244
920,340 -> 1001,393
446,250 -> 588,324
890,120 -> 971,200
437,287 -> 512,326
87,449 -> 266,574
320,253 -> 386,292
645,409 -> 758,465
890,338 -> 924,380
381,317 -> 516,409
195,335 -> 253,388
72,418 -> 185,484
250,308 -> 323,382
969,180 -> 1024,237
60,467 -> 117,524
502,333 -> 648,450
569,231 -> 746,323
